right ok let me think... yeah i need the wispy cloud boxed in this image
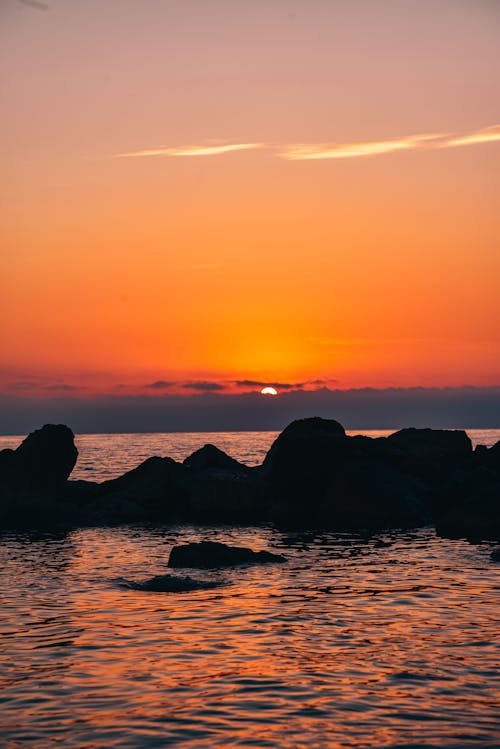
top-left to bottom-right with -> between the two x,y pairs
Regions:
280,134 -> 443,161
115,143 -> 263,159
444,124 -> 500,148
113,124 -> 500,164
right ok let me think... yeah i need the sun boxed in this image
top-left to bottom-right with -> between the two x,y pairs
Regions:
260,386 -> 278,396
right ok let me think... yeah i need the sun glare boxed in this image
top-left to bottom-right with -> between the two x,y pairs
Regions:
261,387 -> 278,396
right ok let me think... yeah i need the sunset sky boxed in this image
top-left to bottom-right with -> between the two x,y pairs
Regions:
1,0 -> 500,429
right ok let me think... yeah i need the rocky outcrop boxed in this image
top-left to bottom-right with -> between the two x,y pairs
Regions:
386,427 -> 472,458
168,541 -> 286,568
261,416 -> 346,513
98,456 -> 188,522
1,424 -> 78,492
262,418 -> 431,530
182,444 -> 267,523
1,419 -> 499,541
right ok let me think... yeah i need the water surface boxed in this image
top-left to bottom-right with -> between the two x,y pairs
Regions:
0,431 -> 499,748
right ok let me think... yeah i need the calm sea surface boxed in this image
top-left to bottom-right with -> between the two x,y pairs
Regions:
1,430 -> 499,748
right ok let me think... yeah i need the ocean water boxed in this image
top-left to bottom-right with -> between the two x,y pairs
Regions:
0,430 -> 499,748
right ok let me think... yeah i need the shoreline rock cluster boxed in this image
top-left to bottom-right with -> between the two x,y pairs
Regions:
0,418 -> 499,542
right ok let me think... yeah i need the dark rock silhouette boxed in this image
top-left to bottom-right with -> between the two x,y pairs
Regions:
168,541 -> 286,568
183,444 -> 266,523
261,417 -> 346,520
120,574 -> 225,592
490,548 -> 500,562
98,456 -> 187,522
2,424 -> 77,491
386,427 -> 472,458
1,419 -> 499,541
319,457 -> 430,530
183,443 -> 251,475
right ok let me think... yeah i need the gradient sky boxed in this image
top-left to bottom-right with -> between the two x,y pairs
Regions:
1,0 -> 500,408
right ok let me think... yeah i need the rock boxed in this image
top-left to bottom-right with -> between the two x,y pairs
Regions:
318,457 -> 429,530
185,475 -> 267,523
435,464 -> 500,541
475,440 -> 500,473
261,417 -> 347,509
121,574 -> 225,592
99,456 -> 187,521
182,444 -> 266,523
436,489 -> 500,542
490,548 -> 500,562
183,444 -> 250,475
4,424 -> 78,491
168,541 -> 286,568
262,418 -> 431,530
386,427 -> 472,458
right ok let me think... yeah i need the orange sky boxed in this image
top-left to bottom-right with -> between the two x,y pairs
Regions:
1,0 -> 500,398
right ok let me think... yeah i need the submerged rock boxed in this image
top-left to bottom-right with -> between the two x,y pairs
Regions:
168,541 -> 286,568
120,574 -> 225,592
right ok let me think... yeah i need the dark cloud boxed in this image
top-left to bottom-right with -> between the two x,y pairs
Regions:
144,380 -> 175,390
181,381 -> 226,391
235,380 -> 304,390
308,378 -> 339,386
1,386 -> 499,435
44,384 -> 79,392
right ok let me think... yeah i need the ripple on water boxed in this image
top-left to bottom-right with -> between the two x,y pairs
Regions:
0,526 -> 499,748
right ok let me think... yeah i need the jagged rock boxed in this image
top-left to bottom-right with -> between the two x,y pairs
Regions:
120,574 -> 225,592
168,541 -> 286,568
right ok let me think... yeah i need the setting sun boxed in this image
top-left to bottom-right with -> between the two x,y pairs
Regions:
261,387 -> 278,396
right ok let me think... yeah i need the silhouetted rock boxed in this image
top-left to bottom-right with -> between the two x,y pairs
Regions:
261,417 -> 346,508
319,457 -> 430,530
490,548 -> 500,562
2,424 -> 78,492
183,444 -> 250,475
168,541 -> 286,568
98,456 -> 187,521
182,444 -> 266,523
436,472 -> 500,542
121,574 -> 225,592
386,428 -> 472,458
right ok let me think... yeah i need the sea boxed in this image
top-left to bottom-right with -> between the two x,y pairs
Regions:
0,429 -> 499,749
